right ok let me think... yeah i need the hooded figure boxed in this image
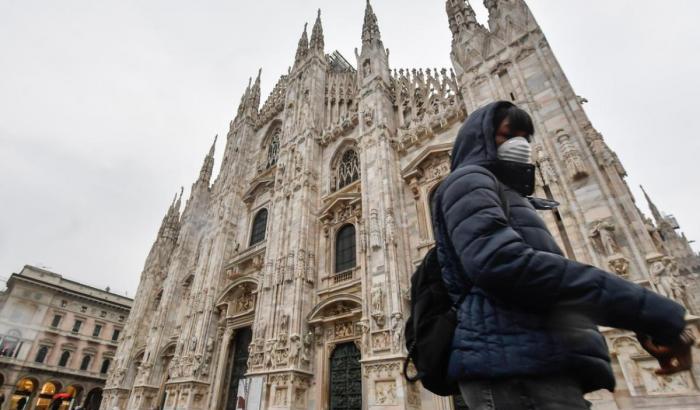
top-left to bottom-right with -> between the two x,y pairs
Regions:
432,102 -> 686,400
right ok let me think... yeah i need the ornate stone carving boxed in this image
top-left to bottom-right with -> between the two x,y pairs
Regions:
608,255 -> 630,278
273,387 -> 288,406
533,143 -> 558,186
391,67 -> 466,153
375,380 -> 397,405
371,330 -> 391,351
334,321 -> 355,339
650,256 -> 687,305
556,130 -> 588,181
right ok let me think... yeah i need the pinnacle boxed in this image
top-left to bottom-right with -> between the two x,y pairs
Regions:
362,0 -> 381,45
310,8 -> 325,51
209,134 -> 218,157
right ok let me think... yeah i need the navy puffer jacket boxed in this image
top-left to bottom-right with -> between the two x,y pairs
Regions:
432,101 -> 686,393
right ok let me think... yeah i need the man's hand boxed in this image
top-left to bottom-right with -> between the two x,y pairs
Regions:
637,329 -> 695,375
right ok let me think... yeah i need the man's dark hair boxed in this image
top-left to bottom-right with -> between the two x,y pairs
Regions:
493,104 -> 535,138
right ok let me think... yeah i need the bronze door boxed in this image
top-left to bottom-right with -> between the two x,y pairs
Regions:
329,342 -> 361,410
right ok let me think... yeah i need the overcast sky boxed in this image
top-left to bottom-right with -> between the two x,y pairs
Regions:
1,0 -> 699,296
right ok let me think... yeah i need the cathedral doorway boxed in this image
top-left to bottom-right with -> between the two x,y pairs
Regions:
329,342 -> 361,410
224,327 -> 252,410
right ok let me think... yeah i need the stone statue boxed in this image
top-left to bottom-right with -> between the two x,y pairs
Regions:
589,219 -> 620,256
289,334 -> 301,365
264,340 -> 275,369
301,331 -> 313,365
369,209 -> 382,249
279,313 -> 290,335
385,211 -> 396,245
371,287 -> 386,327
391,313 -> 403,352
644,218 -> 665,253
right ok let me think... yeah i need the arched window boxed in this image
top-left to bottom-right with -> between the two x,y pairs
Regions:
266,129 -> 280,169
100,359 -> 111,374
35,346 -> 49,363
337,149 -> 360,190
335,224 -> 357,273
80,354 -> 92,371
249,209 -> 268,246
58,351 -> 70,367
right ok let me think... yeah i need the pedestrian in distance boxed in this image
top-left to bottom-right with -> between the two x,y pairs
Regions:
428,101 -> 694,409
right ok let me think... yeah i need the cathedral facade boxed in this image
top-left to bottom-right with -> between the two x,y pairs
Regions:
100,1 -> 700,409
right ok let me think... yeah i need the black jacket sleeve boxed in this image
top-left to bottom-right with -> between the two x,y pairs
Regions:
440,165 -> 686,344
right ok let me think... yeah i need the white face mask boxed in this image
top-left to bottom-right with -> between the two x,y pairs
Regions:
497,136 -> 531,164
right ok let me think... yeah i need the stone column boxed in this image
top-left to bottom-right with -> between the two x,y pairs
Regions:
209,326 -> 234,409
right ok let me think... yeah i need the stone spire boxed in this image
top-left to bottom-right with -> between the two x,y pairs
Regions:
234,78 -> 252,120
198,135 -> 217,184
294,23 -> 309,66
157,187 -> 183,240
446,0 -> 480,37
250,68 -> 262,113
309,9 -> 324,52
641,185 -> 664,225
362,0 -> 382,46
356,0 -> 390,85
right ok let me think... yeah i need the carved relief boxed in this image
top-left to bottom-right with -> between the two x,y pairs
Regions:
371,330 -> 391,351
638,359 -> 695,395
375,380 -> 397,405
273,387 -> 288,406
334,321 -> 355,339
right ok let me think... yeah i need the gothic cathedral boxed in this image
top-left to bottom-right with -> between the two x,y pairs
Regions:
100,1 -> 700,409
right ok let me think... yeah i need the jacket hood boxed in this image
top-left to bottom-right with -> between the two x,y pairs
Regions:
450,101 -> 515,171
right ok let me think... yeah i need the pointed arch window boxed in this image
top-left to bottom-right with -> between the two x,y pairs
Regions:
337,149 -> 360,190
35,346 -> 49,363
266,128 -> 280,169
335,224 -> 357,273
80,354 -> 92,371
249,208 -> 268,246
58,351 -> 70,367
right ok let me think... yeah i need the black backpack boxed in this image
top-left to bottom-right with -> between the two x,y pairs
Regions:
403,183 -> 509,396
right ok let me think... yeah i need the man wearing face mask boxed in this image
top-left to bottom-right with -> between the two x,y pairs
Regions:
432,101 -> 694,409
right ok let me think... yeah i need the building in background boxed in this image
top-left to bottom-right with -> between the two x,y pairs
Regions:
0,265 -> 132,410
102,1 -> 700,409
